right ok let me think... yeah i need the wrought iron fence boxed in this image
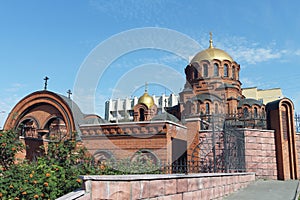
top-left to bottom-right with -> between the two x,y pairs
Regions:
199,113 -> 267,131
295,113 -> 300,133
166,114 -> 247,174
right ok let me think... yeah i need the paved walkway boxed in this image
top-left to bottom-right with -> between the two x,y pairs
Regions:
224,179 -> 300,200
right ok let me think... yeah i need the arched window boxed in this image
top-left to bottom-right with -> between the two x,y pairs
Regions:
214,63 -> 219,77
18,119 -> 37,137
94,150 -> 115,164
224,64 -> 229,77
232,66 -> 236,80
254,107 -> 258,118
45,117 -> 67,139
203,64 -> 208,77
139,108 -> 145,121
205,103 -> 210,114
243,107 -> 249,118
193,67 -> 198,79
131,149 -> 159,165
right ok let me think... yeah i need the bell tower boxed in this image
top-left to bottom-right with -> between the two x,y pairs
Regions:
180,33 -> 242,117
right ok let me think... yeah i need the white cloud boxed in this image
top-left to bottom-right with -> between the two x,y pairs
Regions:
219,37 -> 281,65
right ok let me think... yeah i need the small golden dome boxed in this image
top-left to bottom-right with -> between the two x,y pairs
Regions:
138,92 -> 155,109
191,32 -> 233,63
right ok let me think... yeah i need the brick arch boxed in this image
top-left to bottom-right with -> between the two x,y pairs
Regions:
17,116 -> 40,137
43,114 -> 62,126
17,116 -> 40,130
4,90 -> 76,136
93,150 -> 115,163
266,98 -> 298,180
131,149 -> 160,165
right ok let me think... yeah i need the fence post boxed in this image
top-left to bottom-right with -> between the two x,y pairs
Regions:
212,115 -> 217,173
224,121 -> 229,173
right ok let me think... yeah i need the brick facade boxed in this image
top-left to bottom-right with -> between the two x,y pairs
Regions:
80,121 -> 187,164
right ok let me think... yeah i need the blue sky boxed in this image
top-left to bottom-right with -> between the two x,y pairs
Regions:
1,0 -> 300,126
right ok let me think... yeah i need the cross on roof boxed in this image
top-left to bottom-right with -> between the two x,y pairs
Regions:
209,32 -> 214,48
145,82 -> 148,93
67,89 -> 72,99
44,76 -> 49,90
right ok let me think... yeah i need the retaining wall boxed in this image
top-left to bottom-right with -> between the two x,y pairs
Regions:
244,129 -> 277,179
77,173 -> 255,200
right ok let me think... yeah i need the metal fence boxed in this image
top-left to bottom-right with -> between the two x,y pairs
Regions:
199,113 -> 267,130
295,113 -> 300,133
166,114 -> 249,174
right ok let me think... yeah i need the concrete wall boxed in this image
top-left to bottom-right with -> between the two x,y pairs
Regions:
78,173 -> 255,200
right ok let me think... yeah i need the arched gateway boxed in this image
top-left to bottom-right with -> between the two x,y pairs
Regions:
3,90 -> 82,160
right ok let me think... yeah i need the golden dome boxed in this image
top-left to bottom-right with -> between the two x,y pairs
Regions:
191,33 -> 233,63
138,92 -> 155,108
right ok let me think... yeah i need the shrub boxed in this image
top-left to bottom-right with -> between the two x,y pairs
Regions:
0,130 -> 24,169
0,130 -> 162,199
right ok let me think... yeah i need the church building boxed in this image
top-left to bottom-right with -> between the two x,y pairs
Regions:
3,34 -> 299,180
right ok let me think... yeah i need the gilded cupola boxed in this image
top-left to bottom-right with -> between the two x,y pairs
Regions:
190,32 -> 233,63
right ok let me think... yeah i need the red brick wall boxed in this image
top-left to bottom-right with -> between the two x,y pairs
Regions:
244,129 -> 277,179
77,173 -> 255,200
81,121 -> 187,164
83,135 -> 168,162
16,137 -> 46,161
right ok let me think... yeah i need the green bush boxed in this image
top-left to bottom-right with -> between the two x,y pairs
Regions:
0,130 -> 24,169
0,130 -> 162,199
0,131 -> 100,199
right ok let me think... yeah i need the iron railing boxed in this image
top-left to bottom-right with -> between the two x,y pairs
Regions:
168,114 -> 247,174
295,113 -> 300,133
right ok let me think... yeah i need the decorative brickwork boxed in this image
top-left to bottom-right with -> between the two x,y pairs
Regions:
81,121 -> 187,163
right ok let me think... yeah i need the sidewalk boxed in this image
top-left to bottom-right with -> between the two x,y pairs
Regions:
224,179 -> 300,200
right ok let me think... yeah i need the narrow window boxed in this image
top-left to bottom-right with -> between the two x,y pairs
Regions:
214,63 -> 219,77
232,66 -> 236,80
193,67 -> 198,79
243,107 -> 249,118
205,103 -> 210,114
203,64 -> 208,77
224,64 -> 228,77
254,107 -> 258,118
139,108 -> 145,121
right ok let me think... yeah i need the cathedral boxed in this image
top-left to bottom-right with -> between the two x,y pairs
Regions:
3,35 -> 299,180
